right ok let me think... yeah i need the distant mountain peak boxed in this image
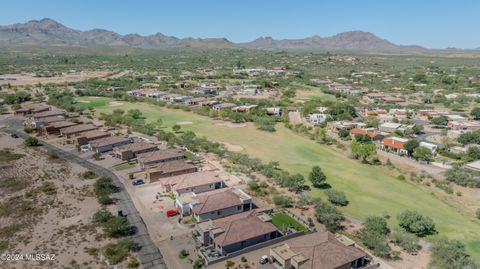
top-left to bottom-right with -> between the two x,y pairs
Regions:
0,18 -> 435,53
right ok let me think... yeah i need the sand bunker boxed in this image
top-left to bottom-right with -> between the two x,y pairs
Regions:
176,121 -> 193,125
222,142 -> 244,152
215,122 -> 246,128
109,101 -> 124,107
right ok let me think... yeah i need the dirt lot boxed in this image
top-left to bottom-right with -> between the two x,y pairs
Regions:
0,132 -> 130,269
0,71 -> 112,86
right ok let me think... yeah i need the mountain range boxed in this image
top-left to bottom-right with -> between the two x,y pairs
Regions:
0,18 -> 468,54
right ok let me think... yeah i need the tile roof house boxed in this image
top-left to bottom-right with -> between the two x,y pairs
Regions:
381,137 -> 408,154
29,115 -> 65,128
146,160 -> 198,183
176,187 -> 252,222
196,211 -> 280,255
156,171 -> 225,195
113,142 -> 158,160
59,124 -> 98,138
89,136 -> 131,153
349,128 -> 384,141
269,232 -> 369,269
137,148 -> 186,168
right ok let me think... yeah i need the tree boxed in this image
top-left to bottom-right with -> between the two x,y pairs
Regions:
350,140 -> 377,163
314,200 -> 343,232
475,208 -> 480,219
338,129 -> 349,138
390,228 -> 419,253
103,216 -> 130,237
24,136 -> 39,147
324,189 -> 348,206
413,146 -> 433,162
404,139 -> 420,156
471,107 -> 480,120
363,216 -> 390,236
429,237 -> 478,269
309,166 -> 327,188
172,124 -> 181,133
397,210 -> 436,237
359,216 -> 392,258
430,115 -> 449,126
467,146 -> 480,160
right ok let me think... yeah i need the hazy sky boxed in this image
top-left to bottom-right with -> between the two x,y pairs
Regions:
1,0 -> 479,49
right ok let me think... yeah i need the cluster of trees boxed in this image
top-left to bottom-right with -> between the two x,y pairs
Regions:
94,177 -> 116,205
0,90 -> 31,105
100,109 -> 159,136
458,130 -> 480,146
429,237 -> 478,269
93,208 -> 133,264
350,140 -> 378,164
444,166 -> 480,188
359,210 -> 435,259
47,91 -> 85,113
404,139 -> 433,162
314,199 -> 343,232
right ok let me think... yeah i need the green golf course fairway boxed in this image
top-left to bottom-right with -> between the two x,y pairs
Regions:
77,96 -> 480,260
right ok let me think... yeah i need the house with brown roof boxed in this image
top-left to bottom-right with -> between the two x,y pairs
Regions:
32,110 -> 65,120
156,171 -> 224,195
113,142 -> 158,160
40,120 -> 78,135
89,136 -> 131,153
59,124 -> 98,138
146,160 -> 197,183
349,128 -> 384,141
28,115 -> 65,128
176,187 -> 252,222
196,211 -> 280,256
381,137 -> 408,155
212,103 -> 236,111
15,106 -> 50,115
269,232 -> 370,269
137,148 -> 186,168
76,130 -> 111,145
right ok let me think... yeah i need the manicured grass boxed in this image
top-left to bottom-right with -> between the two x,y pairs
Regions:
271,212 -> 307,233
112,162 -> 136,171
76,96 -> 480,262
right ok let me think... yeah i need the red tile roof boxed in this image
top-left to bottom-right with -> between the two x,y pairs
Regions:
382,137 -> 406,149
349,128 -> 378,138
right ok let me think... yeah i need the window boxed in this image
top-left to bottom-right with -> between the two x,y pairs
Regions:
237,206 -> 241,210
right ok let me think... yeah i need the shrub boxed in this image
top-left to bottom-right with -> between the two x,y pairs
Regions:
476,208 -> 480,219
41,182 -> 57,195
314,200 -> 343,232
127,258 -> 139,268
103,216 -> 130,237
193,258 -> 205,269
324,189 -> 348,206
105,238 -> 134,264
273,195 -> 293,208
93,208 -> 113,223
397,210 -> 436,237
23,127 -> 33,133
82,171 -> 98,179
92,152 -> 102,160
429,237 -> 478,269
390,228 -> 419,253
225,260 -> 235,268
24,136 -> 39,147
359,216 -> 392,258
178,249 -> 189,259
445,167 -> 480,188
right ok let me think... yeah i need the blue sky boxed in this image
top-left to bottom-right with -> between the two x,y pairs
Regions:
1,0 -> 479,49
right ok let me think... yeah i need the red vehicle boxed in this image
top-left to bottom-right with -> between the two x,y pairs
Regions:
166,209 -> 179,217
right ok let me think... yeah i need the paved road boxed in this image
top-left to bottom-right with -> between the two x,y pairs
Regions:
0,117 -> 167,269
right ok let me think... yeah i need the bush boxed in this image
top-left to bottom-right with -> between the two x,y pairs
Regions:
429,237 -> 478,269
127,258 -> 139,268
23,127 -> 33,133
103,216 -> 130,237
41,182 -> 57,195
178,249 -> 189,259
445,167 -> 480,188
225,260 -> 235,268
476,208 -> 480,219
94,177 -> 115,205
82,171 -> 98,179
92,152 -> 102,160
324,189 -> 348,206
390,228 -> 419,253
193,258 -> 205,269
397,210 -> 436,237
359,216 -> 393,258
105,238 -> 134,264
273,195 -> 293,208
24,136 -> 39,147
314,200 -> 343,232
93,208 -> 113,223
